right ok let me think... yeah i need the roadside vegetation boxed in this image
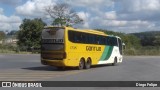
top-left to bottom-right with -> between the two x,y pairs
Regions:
98,29 -> 160,55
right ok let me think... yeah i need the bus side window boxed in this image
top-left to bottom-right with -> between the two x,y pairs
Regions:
93,35 -> 96,44
68,30 -> 80,43
88,34 -> 94,44
105,37 -> 108,45
118,38 -> 123,55
96,36 -> 100,44
111,37 -> 118,46
74,32 -> 81,43
114,37 -> 118,46
102,36 -> 106,45
80,33 -> 85,43
106,37 -> 111,46
84,33 -> 88,44
98,36 -> 103,45
68,31 -> 74,42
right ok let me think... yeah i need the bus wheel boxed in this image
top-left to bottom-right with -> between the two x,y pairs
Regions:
85,58 -> 91,69
112,57 -> 117,66
78,58 -> 85,70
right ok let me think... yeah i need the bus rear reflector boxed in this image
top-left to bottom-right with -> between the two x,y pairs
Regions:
63,52 -> 66,59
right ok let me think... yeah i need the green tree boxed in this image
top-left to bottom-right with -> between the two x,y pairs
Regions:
0,31 -> 5,40
7,30 -> 17,36
128,35 -> 141,48
17,18 -> 46,51
153,36 -> 160,46
45,3 -> 83,27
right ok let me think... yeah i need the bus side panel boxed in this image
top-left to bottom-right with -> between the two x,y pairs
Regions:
98,46 -> 122,64
63,28 -> 104,67
64,40 -> 106,66
98,45 -> 114,64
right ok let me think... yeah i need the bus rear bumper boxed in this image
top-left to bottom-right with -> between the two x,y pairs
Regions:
41,59 -> 65,67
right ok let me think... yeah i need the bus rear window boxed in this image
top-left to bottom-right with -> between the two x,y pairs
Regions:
41,27 -> 64,51
42,28 -> 64,43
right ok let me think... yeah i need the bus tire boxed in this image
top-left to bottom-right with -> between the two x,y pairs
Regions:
112,57 -> 117,66
78,58 -> 85,70
85,58 -> 91,69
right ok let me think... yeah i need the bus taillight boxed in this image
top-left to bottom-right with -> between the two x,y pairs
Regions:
63,52 -> 66,59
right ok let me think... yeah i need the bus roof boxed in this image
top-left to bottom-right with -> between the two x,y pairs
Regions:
107,35 -> 121,39
43,26 -> 124,38
44,26 -> 107,36
66,27 -> 107,36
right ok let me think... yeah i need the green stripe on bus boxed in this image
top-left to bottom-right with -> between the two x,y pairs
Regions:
100,46 -> 113,61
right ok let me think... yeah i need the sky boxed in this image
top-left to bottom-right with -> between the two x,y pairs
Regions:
0,0 -> 160,33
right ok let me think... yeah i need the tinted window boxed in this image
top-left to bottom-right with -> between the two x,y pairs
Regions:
81,33 -> 87,43
68,30 -> 119,46
88,34 -> 95,44
106,36 -> 118,46
98,36 -> 105,45
118,38 -> 122,55
68,31 -> 74,42
112,37 -> 118,46
101,36 -> 106,45
41,28 -> 64,51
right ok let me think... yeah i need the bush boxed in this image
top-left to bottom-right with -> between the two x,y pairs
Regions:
124,48 -> 136,55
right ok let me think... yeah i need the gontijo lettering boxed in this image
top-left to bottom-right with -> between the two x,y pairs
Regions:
86,46 -> 101,51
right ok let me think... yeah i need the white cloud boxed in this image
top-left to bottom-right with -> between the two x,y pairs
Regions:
108,0 -> 160,32
78,12 -> 89,21
65,0 -> 114,15
16,0 -> 57,17
117,0 -> 160,21
68,0 -> 156,33
84,12 -> 156,33
77,0 -> 160,33
90,16 -> 126,28
9,0 -> 160,33
66,0 -> 114,7
106,20 -> 127,27
0,8 -> 21,31
119,0 -> 160,13
105,11 -> 117,20
128,20 -> 151,26
141,0 -> 160,11
0,15 -> 21,23
77,12 -> 90,28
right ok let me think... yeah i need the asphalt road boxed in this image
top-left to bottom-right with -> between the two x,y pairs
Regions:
0,54 -> 160,90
